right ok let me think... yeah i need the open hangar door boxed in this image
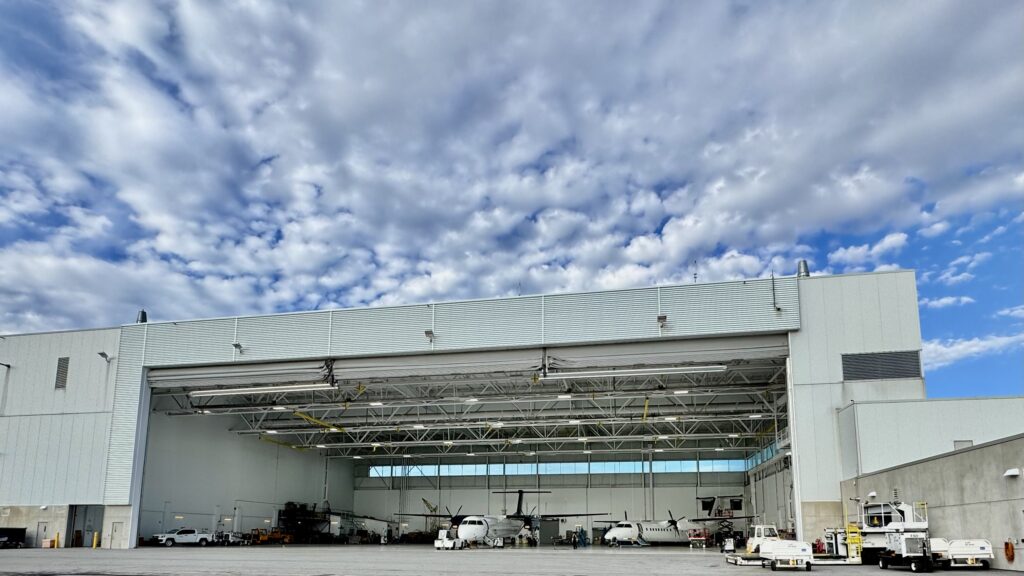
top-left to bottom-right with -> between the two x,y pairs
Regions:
142,335 -> 791,544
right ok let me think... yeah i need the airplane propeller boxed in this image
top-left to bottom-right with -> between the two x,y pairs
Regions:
667,510 -> 680,535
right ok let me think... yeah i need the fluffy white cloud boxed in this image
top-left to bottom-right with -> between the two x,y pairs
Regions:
922,332 -> 1024,371
0,1 -> 1022,332
828,233 -> 909,266
997,305 -> 1024,319
919,296 -> 975,309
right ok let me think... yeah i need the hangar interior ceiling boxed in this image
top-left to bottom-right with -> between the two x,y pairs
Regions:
148,341 -> 790,462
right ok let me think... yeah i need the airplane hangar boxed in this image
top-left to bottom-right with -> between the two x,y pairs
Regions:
1,268 -> 1021,563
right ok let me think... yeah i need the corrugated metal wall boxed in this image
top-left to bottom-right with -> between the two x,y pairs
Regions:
0,328 -> 121,506
132,277 -> 801,368
103,325 -> 146,504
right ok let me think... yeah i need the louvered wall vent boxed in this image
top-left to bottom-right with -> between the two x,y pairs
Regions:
841,350 -> 921,381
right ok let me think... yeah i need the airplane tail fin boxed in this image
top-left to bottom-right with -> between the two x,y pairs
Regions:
493,490 -> 551,517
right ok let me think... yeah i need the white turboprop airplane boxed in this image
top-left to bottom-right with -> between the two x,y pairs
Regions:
599,510 -> 696,546
400,490 -> 606,546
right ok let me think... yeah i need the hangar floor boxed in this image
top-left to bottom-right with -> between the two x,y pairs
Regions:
3,546 -> 887,576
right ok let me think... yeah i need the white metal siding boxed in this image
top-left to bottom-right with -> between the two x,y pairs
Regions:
330,305 -> 433,357
143,319 -> 235,366
235,312 -> 331,361
659,277 -> 800,337
103,325 -> 146,504
543,288 -> 660,344
434,297 -> 542,350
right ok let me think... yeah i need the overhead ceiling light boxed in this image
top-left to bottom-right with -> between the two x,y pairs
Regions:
490,422 -> 504,428
465,398 -> 479,403
369,401 -> 384,407
557,394 -> 572,399
272,406 -> 287,411
329,427 -> 339,432
413,424 -> 426,429
538,365 -> 728,381
371,442 -> 381,447
266,430 -> 279,435
673,390 -> 690,395
583,450 -> 592,454
715,448 -> 725,452
578,437 -> 588,442
353,456 -> 362,460
749,414 -> 763,419
654,449 -> 664,453
664,416 -> 678,422
443,441 -> 454,446
568,419 -> 581,424
403,454 -> 411,459
511,439 -> 523,444
467,453 -> 476,457
657,435 -> 669,440
315,444 -> 326,448
201,409 -> 212,414
728,434 -> 739,438
526,451 -> 536,456
189,382 -> 334,397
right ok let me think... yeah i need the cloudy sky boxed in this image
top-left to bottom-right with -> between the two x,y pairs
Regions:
0,1 -> 1021,396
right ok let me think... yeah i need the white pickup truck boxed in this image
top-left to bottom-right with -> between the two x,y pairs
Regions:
156,528 -> 214,547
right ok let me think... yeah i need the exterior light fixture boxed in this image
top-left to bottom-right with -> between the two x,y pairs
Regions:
867,491 -> 878,498
174,515 -> 184,520
232,342 -> 244,354
1004,468 -> 1021,478
264,519 -> 272,523
657,314 -> 668,328
424,330 -> 434,342
538,365 -> 727,381
189,382 -> 334,397
97,351 -> 112,362
526,451 -> 536,456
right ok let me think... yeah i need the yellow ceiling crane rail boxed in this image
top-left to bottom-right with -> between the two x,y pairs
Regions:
259,435 -> 306,451
293,410 -> 341,431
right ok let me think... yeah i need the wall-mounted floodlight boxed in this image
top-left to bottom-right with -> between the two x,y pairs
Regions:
424,330 -> 435,343
0,361 -> 10,369
97,352 -> 112,363
657,314 -> 668,328
867,491 -> 878,499
538,365 -> 727,381
231,342 -> 244,354
1004,468 -> 1021,478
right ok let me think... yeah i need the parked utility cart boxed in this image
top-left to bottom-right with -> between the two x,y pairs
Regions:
434,529 -> 468,550
929,539 -> 993,569
878,531 -> 933,573
760,540 -> 814,571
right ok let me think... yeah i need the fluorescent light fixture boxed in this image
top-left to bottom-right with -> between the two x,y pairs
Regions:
467,452 -> 476,456
511,439 -> 523,444
728,434 -> 739,438
413,424 -> 426,429
315,444 -> 326,448
578,437 -> 588,442
664,416 -> 678,422
538,365 -> 728,381
785,451 -> 792,456
557,394 -> 572,399
201,409 -> 212,414
174,515 -> 184,520
583,450 -> 592,454
329,427 -> 339,432
189,382 -> 334,397
266,430 -> 279,435
369,401 -> 383,407
490,422 -> 504,428
715,448 -> 724,452
264,519 -> 272,523
353,456 -> 362,460
748,414 -> 762,419
443,441 -> 454,446
465,398 -> 479,403
568,419 -> 581,424
272,406 -> 287,411
371,442 -> 381,447
657,435 -> 669,440
654,449 -> 664,453
526,451 -> 536,456
673,390 -> 690,395
222,518 -> 232,522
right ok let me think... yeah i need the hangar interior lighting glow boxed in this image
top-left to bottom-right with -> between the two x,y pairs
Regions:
538,365 -> 727,381
189,382 -> 334,397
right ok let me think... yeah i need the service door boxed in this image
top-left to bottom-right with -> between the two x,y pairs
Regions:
109,522 -> 123,549
35,522 -> 48,548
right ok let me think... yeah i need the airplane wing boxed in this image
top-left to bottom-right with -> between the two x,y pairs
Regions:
395,513 -> 452,518
537,512 -> 608,519
688,515 -> 757,522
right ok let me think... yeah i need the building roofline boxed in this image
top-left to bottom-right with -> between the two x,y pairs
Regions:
850,431 -> 1024,479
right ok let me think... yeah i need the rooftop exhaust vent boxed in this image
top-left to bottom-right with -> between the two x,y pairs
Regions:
797,259 -> 810,277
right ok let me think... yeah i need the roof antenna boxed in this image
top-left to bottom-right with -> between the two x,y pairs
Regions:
770,270 -> 781,312
136,308 -> 148,323
693,260 -> 698,284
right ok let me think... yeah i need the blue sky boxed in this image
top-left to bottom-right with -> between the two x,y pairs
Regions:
0,1 -> 1021,397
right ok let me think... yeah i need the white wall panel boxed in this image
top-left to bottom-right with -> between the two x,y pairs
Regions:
660,277 -> 800,337
103,324 -> 146,504
331,305 -> 433,357
143,319 -> 235,366
543,288 -> 660,344
236,312 -> 332,361
434,297 -> 542,350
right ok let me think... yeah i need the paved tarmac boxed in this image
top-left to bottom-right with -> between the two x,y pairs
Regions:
0,544 -> 968,575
